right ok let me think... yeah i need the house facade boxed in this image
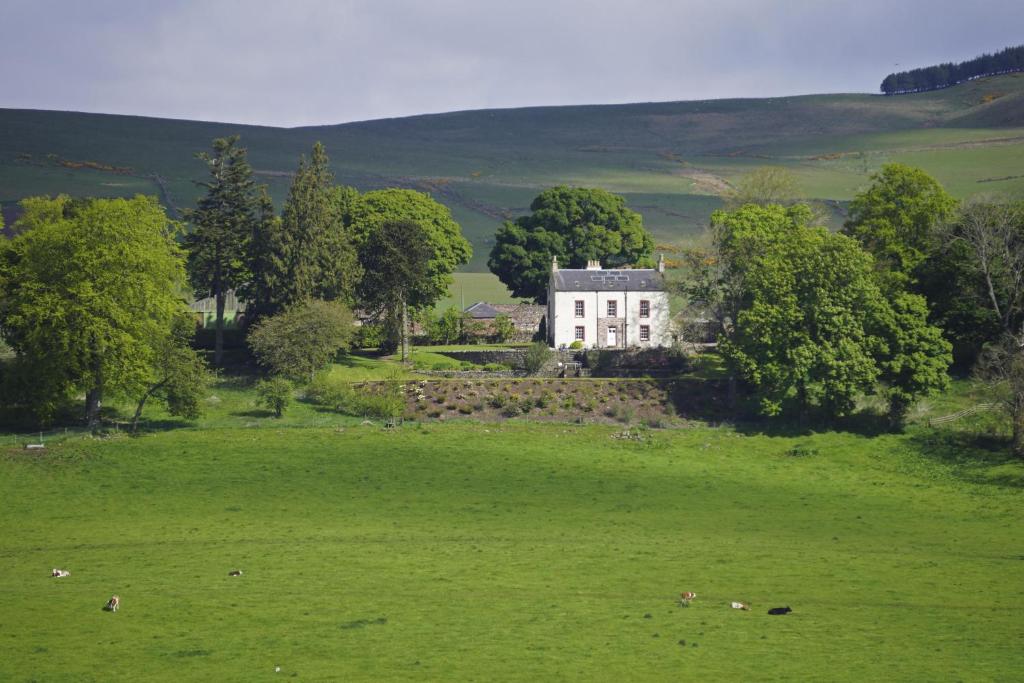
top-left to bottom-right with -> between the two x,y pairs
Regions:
547,256 -> 672,349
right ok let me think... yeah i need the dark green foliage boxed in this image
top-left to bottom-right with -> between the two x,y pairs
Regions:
881,44 -> 1024,94
719,204 -> 951,421
185,136 -> 259,365
276,143 -> 361,307
358,219 -> 434,357
256,377 -> 292,418
488,186 -> 654,302
247,300 -> 355,382
351,188 -> 471,307
238,185 -> 284,322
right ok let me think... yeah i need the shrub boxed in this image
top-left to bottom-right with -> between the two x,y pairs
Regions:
458,404 -> 474,414
569,340 -> 584,350
256,377 -> 292,418
502,403 -> 522,418
483,362 -> 510,372
248,300 -> 355,382
536,391 -> 553,409
522,342 -> 553,375
488,394 -> 507,409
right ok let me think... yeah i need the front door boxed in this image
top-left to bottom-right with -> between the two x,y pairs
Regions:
607,326 -> 617,347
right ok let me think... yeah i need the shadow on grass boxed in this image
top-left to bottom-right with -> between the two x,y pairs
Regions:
907,428 -> 1024,488
230,409 -> 276,419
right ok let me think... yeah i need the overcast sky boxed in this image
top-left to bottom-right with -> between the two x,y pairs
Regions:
2,0 -> 1021,128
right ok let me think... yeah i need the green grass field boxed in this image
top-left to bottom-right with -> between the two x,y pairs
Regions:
1,387 -> 1022,680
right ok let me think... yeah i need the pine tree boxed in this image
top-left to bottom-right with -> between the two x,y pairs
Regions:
239,185 -> 284,323
185,136 -> 258,366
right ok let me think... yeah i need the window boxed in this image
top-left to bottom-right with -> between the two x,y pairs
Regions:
607,300 -> 617,317
575,326 -> 585,341
574,300 -> 585,317
639,300 -> 650,318
640,325 -> 650,342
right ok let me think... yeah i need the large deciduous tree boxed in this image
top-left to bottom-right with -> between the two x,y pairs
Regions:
185,135 -> 259,367
350,188 -> 471,308
488,186 -> 653,303
0,195 -> 188,427
358,219 -> 434,361
843,163 -> 957,286
130,313 -> 210,432
277,143 -> 361,307
716,204 -> 950,423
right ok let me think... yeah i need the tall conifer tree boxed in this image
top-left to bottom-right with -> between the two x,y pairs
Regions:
185,135 -> 258,366
277,142 -> 360,307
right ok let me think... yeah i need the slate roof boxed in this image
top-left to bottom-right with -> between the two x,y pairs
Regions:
465,302 -> 545,324
551,269 -> 665,292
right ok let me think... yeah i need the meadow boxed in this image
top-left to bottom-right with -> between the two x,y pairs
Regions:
1,368 -> 1022,680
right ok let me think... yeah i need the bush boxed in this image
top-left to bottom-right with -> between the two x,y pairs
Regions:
488,394 -> 507,409
305,371 -> 404,418
569,340 -> 584,350
248,300 -> 355,381
458,404 -> 474,415
483,362 -> 510,372
256,377 -> 293,418
353,322 -> 385,350
522,341 -> 553,375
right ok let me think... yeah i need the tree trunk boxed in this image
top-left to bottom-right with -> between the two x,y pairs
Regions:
85,385 -> 103,430
214,288 -> 226,367
400,297 -> 410,363
1014,405 -> 1024,459
131,380 -> 168,434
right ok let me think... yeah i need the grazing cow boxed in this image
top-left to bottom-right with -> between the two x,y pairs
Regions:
105,595 -> 120,612
228,570 -> 243,576
768,606 -> 792,615
730,601 -> 750,610
51,568 -> 70,578
679,591 -> 697,607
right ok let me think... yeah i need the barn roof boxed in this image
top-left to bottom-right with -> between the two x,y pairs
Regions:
551,269 -> 665,292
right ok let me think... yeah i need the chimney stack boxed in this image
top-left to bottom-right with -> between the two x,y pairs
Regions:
586,260 -> 602,270
657,253 -> 665,274
551,254 -> 559,272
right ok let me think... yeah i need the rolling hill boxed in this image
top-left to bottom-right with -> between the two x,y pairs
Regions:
2,73 -> 1023,278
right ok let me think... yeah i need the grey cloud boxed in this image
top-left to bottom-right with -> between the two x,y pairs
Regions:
1,0 -> 1022,126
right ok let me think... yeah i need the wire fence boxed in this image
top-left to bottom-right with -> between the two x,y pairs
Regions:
927,402 -> 997,427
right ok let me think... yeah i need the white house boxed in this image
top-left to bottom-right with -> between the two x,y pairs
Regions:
546,255 -> 672,349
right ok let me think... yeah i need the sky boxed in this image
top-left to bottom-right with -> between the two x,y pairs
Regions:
2,0 -> 1022,128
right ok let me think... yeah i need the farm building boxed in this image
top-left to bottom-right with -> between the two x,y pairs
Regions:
463,302 -> 545,342
547,256 -> 672,349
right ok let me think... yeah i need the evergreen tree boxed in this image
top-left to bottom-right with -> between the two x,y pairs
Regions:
185,136 -> 258,366
277,142 -> 361,307
239,185 -> 285,323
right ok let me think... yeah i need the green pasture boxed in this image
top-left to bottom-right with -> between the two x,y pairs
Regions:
1,414 -> 1021,681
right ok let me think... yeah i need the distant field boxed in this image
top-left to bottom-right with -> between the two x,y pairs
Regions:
436,272 -> 520,311
2,74 -> 1023,269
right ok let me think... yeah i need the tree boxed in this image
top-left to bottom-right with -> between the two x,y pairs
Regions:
975,334 -> 1024,457
488,186 -> 654,302
256,377 -> 292,418
0,195 -> 187,427
493,314 -> 516,343
843,164 -> 957,286
941,198 -> 1024,336
724,166 -> 800,209
238,185 -> 285,323
247,299 -> 355,382
351,188 -> 471,309
717,203 -> 950,423
522,341 -> 552,376
277,143 -> 361,307
432,306 -> 463,345
185,136 -> 258,366
130,313 -> 210,432
358,219 -> 434,360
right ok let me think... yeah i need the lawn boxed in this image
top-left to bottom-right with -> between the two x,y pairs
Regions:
1,417 -> 1021,681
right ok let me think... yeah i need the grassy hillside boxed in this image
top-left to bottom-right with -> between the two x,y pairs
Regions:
2,73 -> 1023,280
1,417 -> 1021,681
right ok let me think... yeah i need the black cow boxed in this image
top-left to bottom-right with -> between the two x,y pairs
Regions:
768,606 -> 792,615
